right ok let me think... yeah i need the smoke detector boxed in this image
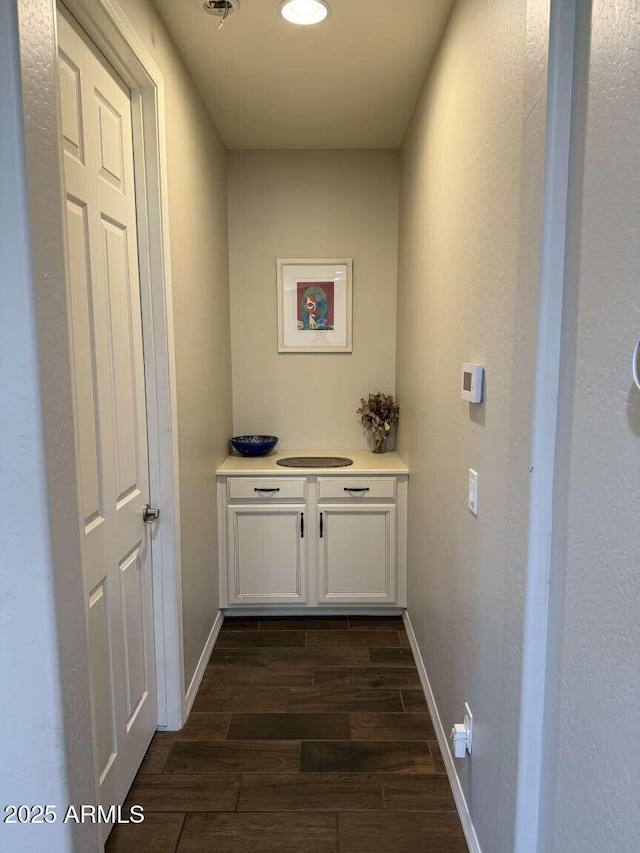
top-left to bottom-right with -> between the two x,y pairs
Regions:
202,0 -> 240,18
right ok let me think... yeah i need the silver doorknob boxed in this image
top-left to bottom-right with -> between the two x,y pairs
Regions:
143,504 -> 160,523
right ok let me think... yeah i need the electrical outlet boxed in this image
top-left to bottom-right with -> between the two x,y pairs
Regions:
464,702 -> 473,754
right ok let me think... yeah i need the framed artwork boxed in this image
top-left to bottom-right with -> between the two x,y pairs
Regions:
277,258 -> 353,353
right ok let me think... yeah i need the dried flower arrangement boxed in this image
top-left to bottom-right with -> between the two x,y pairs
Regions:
357,392 -> 400,453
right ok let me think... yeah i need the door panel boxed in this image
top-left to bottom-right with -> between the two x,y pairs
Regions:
58,7 -> 157,826
103,218 -> 140,501
318,505 -> 397,604
227,506 -> 307,604
87,580 -> 117,782
96,91 -> 126,190
119,545 -> 148,723
65,198 -> 102,525
58,48 -> 84,162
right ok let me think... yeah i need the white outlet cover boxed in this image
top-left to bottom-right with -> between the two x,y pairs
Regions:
464,702 -> 473,754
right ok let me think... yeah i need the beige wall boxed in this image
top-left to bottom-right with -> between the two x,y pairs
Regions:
228,150 -> 399,450
396,0 -> 547,850
542,2 -> 640,850
112,0 -> 232,688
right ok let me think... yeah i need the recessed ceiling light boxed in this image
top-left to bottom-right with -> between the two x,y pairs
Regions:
279,0 -> 330,26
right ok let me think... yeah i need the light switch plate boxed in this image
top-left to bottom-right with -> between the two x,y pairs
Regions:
468,469 -> 478,516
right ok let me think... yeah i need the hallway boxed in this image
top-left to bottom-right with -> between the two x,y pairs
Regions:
107,616 -> 466,852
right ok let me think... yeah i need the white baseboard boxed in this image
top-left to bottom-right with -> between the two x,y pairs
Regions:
183,609 -> 224,721
223,607 -> 403,617
403,611 -> 482,853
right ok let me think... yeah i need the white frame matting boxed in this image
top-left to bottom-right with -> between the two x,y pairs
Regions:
58,0 -> 185,731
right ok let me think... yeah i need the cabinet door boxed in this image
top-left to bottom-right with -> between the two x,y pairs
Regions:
317,505 -> 396,604
227,505 -> 307,604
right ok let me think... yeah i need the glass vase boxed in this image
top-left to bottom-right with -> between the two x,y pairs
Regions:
372,435 -> 388,454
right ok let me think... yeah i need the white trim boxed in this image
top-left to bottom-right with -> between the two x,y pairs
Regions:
403,611 -> 482,853
396,476 -> 408,607
183,611 -> 224,720
514,2 -> 577,850
217,477 -> 229,607
60,0 -> 185,730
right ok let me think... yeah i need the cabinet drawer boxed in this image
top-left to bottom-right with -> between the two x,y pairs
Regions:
317,477 -> 396,500
227,477 -> 307,501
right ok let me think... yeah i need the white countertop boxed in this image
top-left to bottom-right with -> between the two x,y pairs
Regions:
216,449 -> 409,476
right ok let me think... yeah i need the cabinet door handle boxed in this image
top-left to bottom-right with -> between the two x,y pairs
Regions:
254,487 -> 280,493
300,512 -> 304,538
344,487 -> 370,493
319,512 -> 324,538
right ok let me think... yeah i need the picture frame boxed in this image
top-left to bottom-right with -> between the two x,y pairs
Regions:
276,258 -> 353,353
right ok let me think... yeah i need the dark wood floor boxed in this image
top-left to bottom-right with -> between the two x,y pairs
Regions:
107,616 -> 467,852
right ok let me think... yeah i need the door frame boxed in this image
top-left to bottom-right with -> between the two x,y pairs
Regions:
58,0 -> 185,731
514,1 -> 578,851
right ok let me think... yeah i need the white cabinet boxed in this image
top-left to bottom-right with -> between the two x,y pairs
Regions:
217,467 -> 407,611
317,505 -> 396,604
226,505 -> 306,605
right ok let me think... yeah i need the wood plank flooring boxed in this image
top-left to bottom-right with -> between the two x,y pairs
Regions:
107,616 -> 467,852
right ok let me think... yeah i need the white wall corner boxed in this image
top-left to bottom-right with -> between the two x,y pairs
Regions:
182,610 -> 224,723
403,611 -> 483,853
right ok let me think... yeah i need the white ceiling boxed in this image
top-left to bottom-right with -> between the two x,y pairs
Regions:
153,0 -> 455,149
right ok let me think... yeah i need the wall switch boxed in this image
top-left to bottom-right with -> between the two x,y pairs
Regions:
468,469 -> 478,515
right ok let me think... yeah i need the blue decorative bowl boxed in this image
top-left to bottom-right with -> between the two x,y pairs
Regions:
230,435 -> 279,457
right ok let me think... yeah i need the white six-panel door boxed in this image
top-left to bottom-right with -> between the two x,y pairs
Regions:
57,6 -> 157,827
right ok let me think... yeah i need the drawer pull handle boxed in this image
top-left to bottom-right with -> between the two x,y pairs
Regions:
301,512 -> 304,539
344,487 -> 370,492
320,512 -> 324,538
254,487 -> 280,493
